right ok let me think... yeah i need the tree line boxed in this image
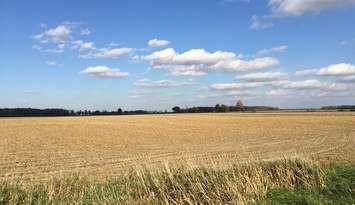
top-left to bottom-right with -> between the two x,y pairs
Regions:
172,100 -> 279,113
0,100 -> 276,117
0,108 -> 154,117
321,105 -> 355,111
3,100 -> 353,117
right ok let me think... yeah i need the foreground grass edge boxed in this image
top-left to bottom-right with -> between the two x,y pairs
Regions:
0,158 -> 354,205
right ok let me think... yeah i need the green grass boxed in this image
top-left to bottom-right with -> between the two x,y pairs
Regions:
256,164 -> 355,205
0,159 -> 353,205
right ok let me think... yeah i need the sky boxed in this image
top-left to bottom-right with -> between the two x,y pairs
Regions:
1,0 -> 355,111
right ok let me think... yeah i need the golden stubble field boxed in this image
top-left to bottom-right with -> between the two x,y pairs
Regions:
0,112 -> 354,181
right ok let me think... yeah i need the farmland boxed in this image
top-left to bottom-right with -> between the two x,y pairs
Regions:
1,112 -> 354,181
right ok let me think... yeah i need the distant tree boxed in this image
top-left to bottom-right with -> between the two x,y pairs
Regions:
236,100 -> 245,111
220,104 -> 229,112
117,108 -> 123,115
172,106 -> 181,113
215,104 -> 221,112
191,107 -> 199,113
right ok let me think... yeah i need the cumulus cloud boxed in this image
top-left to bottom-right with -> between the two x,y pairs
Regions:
275,79 -> 324,89
45,60 -> 61,67
94,47 -> 133,59
296,63 -> 355,76
256,45 -> 288,56
33,22 -> 94,55
236,71 -> 288,82
71,40 -> 95,52
317,63 -> 355,76
80,66 -> 128,78
33,22 -> 134,59
212,57 -> 279,71
274,79 -> 347,91
294,69 -> 319,76
143,48 -> 278,76
134,79 -> 193,88
210,82 -> 266,90
250,15 -> 274,30
226,90 -> 254,96
80,47 -> 134,59
210,78 -> 348,96
269,0 -> 355,16
266,89 -> 289,96
148,38 -> 171,47
44,60 -> 63,67
34,24 -> 72,43
340,75 -> 355,82
169,66 -> 207,76
80,28 -> 91,36
32,44 -> 42,50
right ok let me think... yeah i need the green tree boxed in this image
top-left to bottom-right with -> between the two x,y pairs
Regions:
220,104 -> 229,112
215,104 -> 221,112
172,106 -> 181,113
236,100 -> 245,111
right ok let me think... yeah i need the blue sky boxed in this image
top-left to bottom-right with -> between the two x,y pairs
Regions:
1,0 -> 355,110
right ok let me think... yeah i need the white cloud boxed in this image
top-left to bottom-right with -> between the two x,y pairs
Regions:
295,63 -> 355,76
250,15 -> 274,30
33,22 -> 94,55
317,63 -> 355,76
34,24 -> 72,43
45,45 -> 65,53
131,55 -> 141,62
226,90 -> 254,96
94,47 -> 133,59
80,28 -> 91,36
134,79 -> 193,88
269,0 -> 355,16
81,47 -> 134,59
32,44 -> 42,50
169,66 -> 207,76
71,40 -> 95,52
274,79 -> 347,91
211,78 -> 348,94
80,66 -> 128,78
236,71 -> 288,82
340,75 -> 355,82
275,79 -> 324,89
210,82 -> 266,90
294,69 -> 319,76
45,61 -> 61,66
256,45 -> 288,56
148,38 -> 171,47
144,48 -> 177,64
266,89 -> 289,96
143,48 -> 278,76
212,57 -> 279,71
173,49 -> 236,64
32,22 -> 134,59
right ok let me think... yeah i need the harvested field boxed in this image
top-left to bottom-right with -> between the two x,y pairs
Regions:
0,112 -> 354,181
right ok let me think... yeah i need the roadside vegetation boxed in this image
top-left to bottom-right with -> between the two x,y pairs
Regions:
1,158 -> 353,204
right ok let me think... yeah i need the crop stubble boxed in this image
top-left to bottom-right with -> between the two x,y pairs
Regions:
0,112 -> 354,180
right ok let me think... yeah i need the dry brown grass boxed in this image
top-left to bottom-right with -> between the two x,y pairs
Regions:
0,158 -> 326,204
0,112 -> 354,181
